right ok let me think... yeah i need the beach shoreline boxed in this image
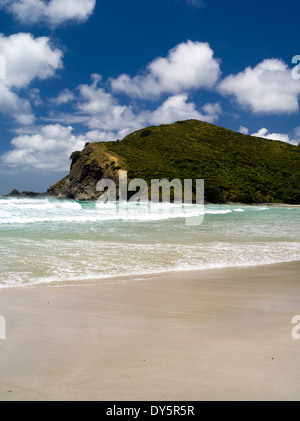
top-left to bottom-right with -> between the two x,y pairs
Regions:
0,261 -> 299,401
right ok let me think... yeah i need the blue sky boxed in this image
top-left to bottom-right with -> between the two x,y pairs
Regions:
0,0 -> 299,194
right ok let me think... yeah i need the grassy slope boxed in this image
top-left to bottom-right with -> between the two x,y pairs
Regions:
98,120 -> 300,204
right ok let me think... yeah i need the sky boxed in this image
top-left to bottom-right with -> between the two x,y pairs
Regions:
0,0 -> 299,194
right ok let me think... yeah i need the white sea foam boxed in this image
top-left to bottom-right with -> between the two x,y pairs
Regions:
1,245 -> 299,289
0,197 -> 299,288
205,209 -> 232,214
0,199 -> 206,224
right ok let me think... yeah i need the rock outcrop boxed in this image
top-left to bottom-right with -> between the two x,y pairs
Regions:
48,143 -> 124,200
5,189 -> 47,197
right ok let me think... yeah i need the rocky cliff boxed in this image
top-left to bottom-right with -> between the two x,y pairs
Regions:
48,142 -> 124,200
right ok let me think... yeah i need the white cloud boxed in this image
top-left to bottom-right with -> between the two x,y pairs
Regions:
84,129 -> 119,142
111,41 -> 221,99
201,102 -> 222,121
239,125 -> 249,135
0,0 -> 96,27
219,59 -> 300,114
1,124 -> 87,171
52,88 -> 75,105
75,76 -> 222,137
77,75 -> 145,135
0,33 -> 63,88
0,83 -> 34,124
252,128 -> 289,142
0,123 -> 135,172
251,128 -> 299,146
28,88 -> 43,106
0,32 -> 63,123
149,94 -> 221,125
293,127 -> 300,139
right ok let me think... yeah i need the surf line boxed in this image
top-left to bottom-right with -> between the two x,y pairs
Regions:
97,170 -> 205,226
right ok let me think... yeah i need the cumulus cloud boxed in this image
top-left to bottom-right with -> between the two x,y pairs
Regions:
293,127 -> 300,139
76,75 -> 145,135
83,129 -> 118,142
0,32 -> 63,123
75,75 -> 222,138
0,33 -> 63,88
201,102 -> 222,121
0,83 -> 34,124
1,124 -> 87,171
52,88 -> 75,105
251,128 -> 299,146
239,125 -> 249,135
0,0 -> 96,27
28,88 -> 43,107
149,94 -> 221,125
219,59 -> 300,114
111,41 -> 221,99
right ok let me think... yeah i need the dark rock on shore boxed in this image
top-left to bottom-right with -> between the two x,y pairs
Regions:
5,189 -> 47,198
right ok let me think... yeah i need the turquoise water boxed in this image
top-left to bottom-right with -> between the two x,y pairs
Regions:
0,196 -> 299,288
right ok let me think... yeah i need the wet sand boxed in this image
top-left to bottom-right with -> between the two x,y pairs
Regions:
0,261 -> 299,401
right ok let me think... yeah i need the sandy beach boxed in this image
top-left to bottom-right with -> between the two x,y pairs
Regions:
0,261 -> 299,401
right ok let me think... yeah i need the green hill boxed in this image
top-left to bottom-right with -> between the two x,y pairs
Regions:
48,120 -> 300,204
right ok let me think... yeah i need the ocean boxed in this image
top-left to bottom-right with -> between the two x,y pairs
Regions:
0,196 -> 299,288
